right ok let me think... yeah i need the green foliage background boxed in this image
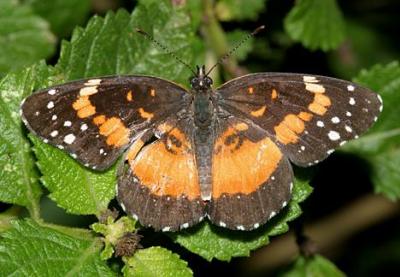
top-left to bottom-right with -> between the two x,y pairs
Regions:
0,0 -> 399,276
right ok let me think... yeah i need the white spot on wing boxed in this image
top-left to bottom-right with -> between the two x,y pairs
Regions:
349,97 -> 356,105
306,83 -> 325,93
345,125 -> 352,133
131,213 -> 139,220
64,121 -> 72,127
85,79 -> 102,86
51,115 -> 57,120
347,85 -> 355,91
47,101 -> 54,109
181,223 -> 189,229
303,76 -> 318,83
346,111 -> 352,117
48,89 -> 56,95
317,121 -> 325,127
219,221 -> 226,227
80,124 -> 88,131
79,86 -> 98,96
253,223 -> 260,229
331,117 -> 340,124
50,130 -> 58,137
236,225 -> 245,230
162,226 -> 171,232
328,130 -> 340,141
64,134 -> 76,144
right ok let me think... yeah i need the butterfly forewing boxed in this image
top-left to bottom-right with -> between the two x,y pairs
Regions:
21,76 -> 188,170
216,73 -> 382,167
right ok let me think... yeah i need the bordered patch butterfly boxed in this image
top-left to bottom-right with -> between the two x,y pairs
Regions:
20,29 -> 382,232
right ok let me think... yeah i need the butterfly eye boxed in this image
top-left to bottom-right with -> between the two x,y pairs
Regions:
190,77 -> 198,87
205,77 -> 213,86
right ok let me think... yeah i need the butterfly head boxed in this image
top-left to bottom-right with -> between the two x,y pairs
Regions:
190,65 -> 213,91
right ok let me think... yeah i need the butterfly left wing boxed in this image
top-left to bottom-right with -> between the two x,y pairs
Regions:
21,76 -> 189,170
216,73 -> 382,167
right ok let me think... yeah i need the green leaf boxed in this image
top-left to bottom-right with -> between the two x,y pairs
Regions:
0,0 -> 55,74
28,1 -> 198,216
0,219 -> 115,276
26,0 -> 91,37
342,62 -> 400,200
170,179 -> 313,261
57,1 -> 197,83
284,0 -> 345,51
215,0 -> 267,21
281,255 -> 345,277
123,246 -> 192,277
30,135 -> 117,216
0,62 -> 52,217
226,29 -> 255,61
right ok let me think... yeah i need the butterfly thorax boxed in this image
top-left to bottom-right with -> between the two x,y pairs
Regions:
190,65 -> 215,130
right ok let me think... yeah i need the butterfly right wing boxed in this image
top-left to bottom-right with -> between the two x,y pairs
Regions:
208,115 -> 293,230
216,73 -> 382,167
117,116 -> 207,231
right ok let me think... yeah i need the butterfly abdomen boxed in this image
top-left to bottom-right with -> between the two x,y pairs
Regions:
192,91 -> 216,201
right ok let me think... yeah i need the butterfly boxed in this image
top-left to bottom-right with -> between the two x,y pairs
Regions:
20,64 -> 382,231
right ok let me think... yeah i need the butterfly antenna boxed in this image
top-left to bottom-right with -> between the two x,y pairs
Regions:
205,25 -> 265,76
136,28 -> 197,76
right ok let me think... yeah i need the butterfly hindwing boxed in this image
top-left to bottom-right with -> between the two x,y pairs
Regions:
208,116 -> 293,230
117,117 -> 206,231
21,76 -> 188,170
216,73 -> 382,167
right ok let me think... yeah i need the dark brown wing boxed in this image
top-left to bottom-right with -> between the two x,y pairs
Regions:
21,75 -> 190,170
117,116 -> 206,231
216,73 -> 382,167
208,115 -> 293,230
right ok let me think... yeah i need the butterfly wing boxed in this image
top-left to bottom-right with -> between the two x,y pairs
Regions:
21,76 -> 189,170
208,115 -> 293,230
117,117 -> 206,231
216,73 -> 382,167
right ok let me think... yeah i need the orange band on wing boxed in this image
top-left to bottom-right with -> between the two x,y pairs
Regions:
274,113 -> 307,144
131,129 -> 200,200
73,95 -> 96,118
97,116 -> 130,147
212,128 -> 282,197
308,93 -> 331,116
